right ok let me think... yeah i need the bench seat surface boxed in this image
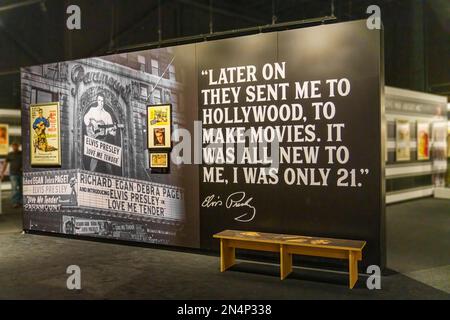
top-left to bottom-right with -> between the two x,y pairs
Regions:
213,230 -> 366,251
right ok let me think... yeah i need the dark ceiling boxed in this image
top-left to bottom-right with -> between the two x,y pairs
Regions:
0,0 -> 449,107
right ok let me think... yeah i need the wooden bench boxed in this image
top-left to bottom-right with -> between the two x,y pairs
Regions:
213,230 -> 366,289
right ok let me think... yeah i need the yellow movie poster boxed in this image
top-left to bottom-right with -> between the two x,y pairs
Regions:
416,122 -> 430,160
150,152 -> 169,168
30,102 -> 61,166
396,120 -> 410,161
0,124 -> 9,156
147,104 -> 171,149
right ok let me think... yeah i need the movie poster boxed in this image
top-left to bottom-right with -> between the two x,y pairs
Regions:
432,122 -> 447,160
396,120 -> 410,161
431,121 -> 448,187
30,102 -> 61,166
417,122 -> 430,160
0,124 -> 8,156
147,104 -> 171,149
150,152 -> 169,168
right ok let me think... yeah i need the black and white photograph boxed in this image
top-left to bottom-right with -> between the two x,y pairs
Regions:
21,45 -> 199,248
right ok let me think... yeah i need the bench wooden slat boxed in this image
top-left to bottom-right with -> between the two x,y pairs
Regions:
213,230 -> 366,251
227,239 -> 280,252
286,245 -> 360,260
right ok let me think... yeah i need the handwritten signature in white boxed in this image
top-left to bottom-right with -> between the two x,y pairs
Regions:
201,192 -> 256,222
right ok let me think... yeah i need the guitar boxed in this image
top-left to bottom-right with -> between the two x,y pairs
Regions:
34,118 -> 50,136
87,119 -> 124,139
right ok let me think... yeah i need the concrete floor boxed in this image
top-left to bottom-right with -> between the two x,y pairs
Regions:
386,198 -> 450,294
0,192 -> 449,299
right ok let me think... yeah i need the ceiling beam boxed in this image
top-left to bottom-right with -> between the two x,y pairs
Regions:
89,1 -> 161,57
0,0 -> 43,13
91,0 -> 270,57
177,0 -> 266,25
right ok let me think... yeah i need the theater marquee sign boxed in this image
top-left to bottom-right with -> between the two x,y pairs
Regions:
24,170 -> 184,220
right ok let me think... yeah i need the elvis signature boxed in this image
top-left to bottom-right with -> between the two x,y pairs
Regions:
201,192 -> 256,222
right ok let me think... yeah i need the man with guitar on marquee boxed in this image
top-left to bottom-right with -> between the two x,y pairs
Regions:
83,92 -> 122,173
32,108 -> 57,152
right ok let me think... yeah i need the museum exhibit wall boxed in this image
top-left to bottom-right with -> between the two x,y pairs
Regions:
385,87 -> 448,204
21,20 -> 386,267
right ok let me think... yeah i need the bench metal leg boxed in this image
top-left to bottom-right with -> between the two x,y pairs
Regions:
280,245 -> 293,280
349,251 -> 358,289
220,239 -> 235,272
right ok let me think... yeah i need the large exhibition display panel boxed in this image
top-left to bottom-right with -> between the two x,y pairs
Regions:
22,20 -> 385,267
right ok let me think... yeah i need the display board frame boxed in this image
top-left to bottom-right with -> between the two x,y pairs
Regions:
147,104 -> 172,150
416,121 -> 430,161
395,119 -> 411,162
150,152 -> 169,168
29,102 -> 61,167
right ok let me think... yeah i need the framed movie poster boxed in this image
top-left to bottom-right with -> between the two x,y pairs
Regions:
396,119 -> 410,161
417,122 -> 430,160
147,104 -> 171,149
150,152 -> 169,168
30,102 -> 61,166
0,124 -> 8,156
